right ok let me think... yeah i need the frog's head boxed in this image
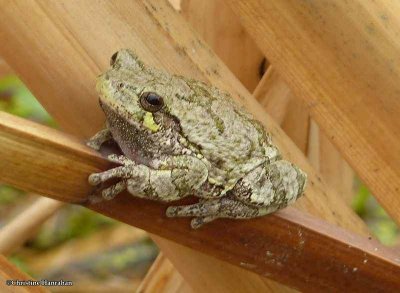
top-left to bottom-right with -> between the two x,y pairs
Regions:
96,49 -> 185,162
97,49 -> 170,133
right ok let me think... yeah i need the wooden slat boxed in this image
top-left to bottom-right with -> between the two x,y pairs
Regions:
0,0 -> 377,291
0,198 -> 64,255
307,122 -> 355,203
253,68 -> 291,125
0,112 -> 398,291
0,112 -> 108,203
137,253 -> 192,293
0,255 -> 48,293
255,68 -> 355,202
152,236 -> 294,293
180,0 -> 264,91
254,68 -> 309,153
227,0 -> 400,223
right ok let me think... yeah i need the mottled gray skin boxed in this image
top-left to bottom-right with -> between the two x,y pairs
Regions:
87,49 -> 307,229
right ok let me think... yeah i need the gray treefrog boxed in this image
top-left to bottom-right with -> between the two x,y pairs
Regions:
87,49 -> 307,229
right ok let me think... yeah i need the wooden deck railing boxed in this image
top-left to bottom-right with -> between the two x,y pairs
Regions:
0,0 -> 398,292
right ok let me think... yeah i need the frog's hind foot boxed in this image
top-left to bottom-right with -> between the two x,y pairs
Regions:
190,216 -> 218,229
166,196 -> 265,229
100,180 -> 127,200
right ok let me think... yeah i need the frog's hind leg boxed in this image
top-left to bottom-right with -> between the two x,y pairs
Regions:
87,179 -> 127,204
166,197 -> 264,229
166,160 -> 307,229
101,180 -> 127,200
166,198 -> 221,218
231,160 -> 306,211
190,216 -> 218,229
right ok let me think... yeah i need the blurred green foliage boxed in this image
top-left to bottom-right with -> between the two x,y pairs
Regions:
9,255 -> 33,276
0,75 -> 55,125
352,182 -> 399,245
352,184 -> 370,216
32,206 -> 116,250
0,185 -> 25,205
43,239 -> 158,281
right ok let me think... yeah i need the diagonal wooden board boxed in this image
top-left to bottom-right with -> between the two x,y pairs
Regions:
227,0 -> 400,225
0,0 -> 385,291
180,0 -> 264,92
136,253 -> 193,293
254,68 -> 355,203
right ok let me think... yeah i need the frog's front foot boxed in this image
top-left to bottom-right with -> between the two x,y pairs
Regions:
86,128 -> 113,150
88,154 -> 136,200
166,197 -> 262,229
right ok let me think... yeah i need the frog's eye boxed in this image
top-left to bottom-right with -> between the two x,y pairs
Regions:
110,52 -> 118,66
140,92 -> 164,112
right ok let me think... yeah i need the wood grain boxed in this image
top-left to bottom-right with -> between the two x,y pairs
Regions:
307,121 -> 355,203
227,0 -> 400,223
255,67 -> 355,203
0,0 -> 377,290
137,253 -> 192,293
0,59 -> 12,77
0,112 -> 108,203
0,255 -> 47,293
254,68 -> 309,153
152,236 -> 294,293
180,0 -> 264,91
0,112 -> 398,291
